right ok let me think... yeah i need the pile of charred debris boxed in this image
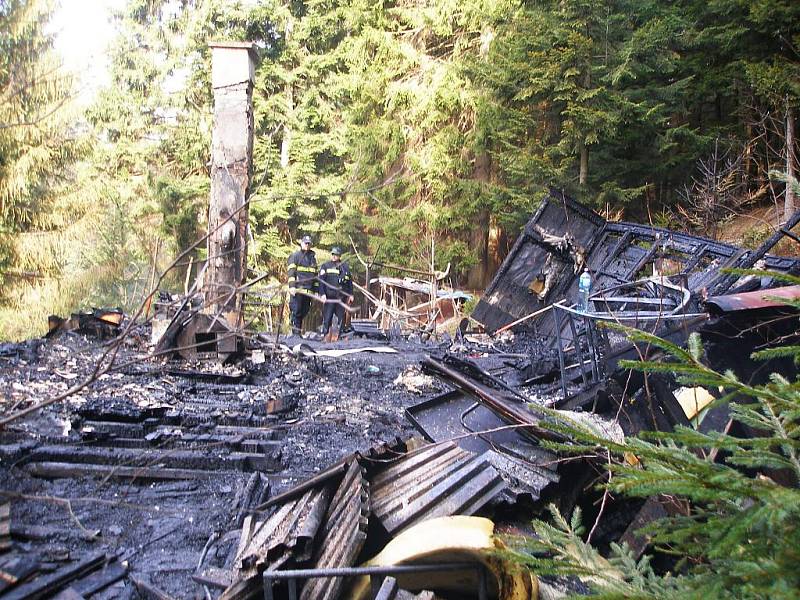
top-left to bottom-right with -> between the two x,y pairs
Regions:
1,191 -> 799,600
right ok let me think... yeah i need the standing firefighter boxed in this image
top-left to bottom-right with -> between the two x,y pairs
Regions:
319,246 -> 353,341
287,235 -> 318,334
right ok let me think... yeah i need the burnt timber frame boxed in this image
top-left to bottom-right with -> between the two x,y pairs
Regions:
472,189 -> 800,338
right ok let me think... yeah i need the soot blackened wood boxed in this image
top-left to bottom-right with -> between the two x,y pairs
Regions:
130,574 -> 173,600
0,551 -> 106,600
618,496 -> 687,560
0,555 -> 40,594
25,462 -> 237,481
51,588 -> 85,600
71,560 -> 127,596
21,444 -> 281,472
613,374 -> 690,436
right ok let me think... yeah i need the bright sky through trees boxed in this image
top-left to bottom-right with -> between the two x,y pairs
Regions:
50,0 -> 125,101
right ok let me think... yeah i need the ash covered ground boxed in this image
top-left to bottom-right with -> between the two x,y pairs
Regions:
0,329 -> 458,598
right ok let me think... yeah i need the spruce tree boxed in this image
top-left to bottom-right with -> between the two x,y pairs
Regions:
0,0 -> 85,338
506,305 -> 800,599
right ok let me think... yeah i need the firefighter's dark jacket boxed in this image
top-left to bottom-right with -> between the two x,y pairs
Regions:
287,249 -> 318,292
319,260 -> 353,299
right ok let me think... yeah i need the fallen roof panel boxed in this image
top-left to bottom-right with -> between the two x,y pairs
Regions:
299,459 -> 370,600
370,442 -> 506,536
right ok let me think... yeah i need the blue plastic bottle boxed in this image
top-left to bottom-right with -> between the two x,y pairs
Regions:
577,268 -> 591,312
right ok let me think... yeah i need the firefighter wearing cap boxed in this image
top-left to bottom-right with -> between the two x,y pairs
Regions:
287,235 -> 318,334
319,246 -> 353,340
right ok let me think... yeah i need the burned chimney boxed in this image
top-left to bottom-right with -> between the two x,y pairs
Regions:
202,41 -> 257,327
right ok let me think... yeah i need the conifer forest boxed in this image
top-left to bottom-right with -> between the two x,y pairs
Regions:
0,1 -> 799,599
1,0 -> 798,338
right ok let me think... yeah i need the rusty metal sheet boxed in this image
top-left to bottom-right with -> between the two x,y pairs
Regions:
370,442 -> 505,536
299,459 -> 370,600
704,285 -> 800,314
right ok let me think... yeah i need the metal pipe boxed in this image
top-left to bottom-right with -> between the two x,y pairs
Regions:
478,564 -> 489,600
555,301 -> 705,322
263,562 -> 488,600
263,562 -> 480,579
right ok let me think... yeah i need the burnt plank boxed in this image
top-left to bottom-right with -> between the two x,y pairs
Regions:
25,462 -> 240,481
51,589 -> 85,600
0,555 -> 40,594
192,567 -> 237,590
650,375 -> 692,429
79,421 -> 145,439
18,444 -> 280,472
71,560 -> 127,596
598,231 -> 633,271
1,551 -> 106,600
10,524 -> 97,543
619,497 -> 669,559
624,238 -> 661,280
130,574 -> 172,600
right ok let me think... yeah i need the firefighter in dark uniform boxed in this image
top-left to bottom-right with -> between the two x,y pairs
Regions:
319,246 -> 353,340
287,235 -> 318,334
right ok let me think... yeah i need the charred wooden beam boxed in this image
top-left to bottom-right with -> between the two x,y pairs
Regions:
0,551 -> 107,600
300,459 -> 371,600
51,588 -> 85,600
71,560 -> 127,597
130,574 -> 173,600
253,459 -> 350,512
14,444 -> 281,473
232,472 -> 270,528
0,555 -> 40,594
618,496 -> 687,560
25,462 -> 241,481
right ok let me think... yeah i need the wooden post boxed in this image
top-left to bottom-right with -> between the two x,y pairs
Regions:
202,41 -> 257,326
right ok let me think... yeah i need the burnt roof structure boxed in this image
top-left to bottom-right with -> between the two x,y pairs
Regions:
473,189 -> 800,338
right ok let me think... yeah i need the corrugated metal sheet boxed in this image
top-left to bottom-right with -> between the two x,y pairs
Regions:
405,390 -> 560,501
299,459 -> 370,600
235,485 -> 332,576
705,285 -> 800,314
370,442 -> 505,535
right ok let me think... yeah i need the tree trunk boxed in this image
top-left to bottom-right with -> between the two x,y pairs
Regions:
280,18 -> 294,169
785,102 -> 796,223
466,151 -> 491,289
579,141 -> 589,186
487,214 -> 507,277
579,68 -> 591,186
